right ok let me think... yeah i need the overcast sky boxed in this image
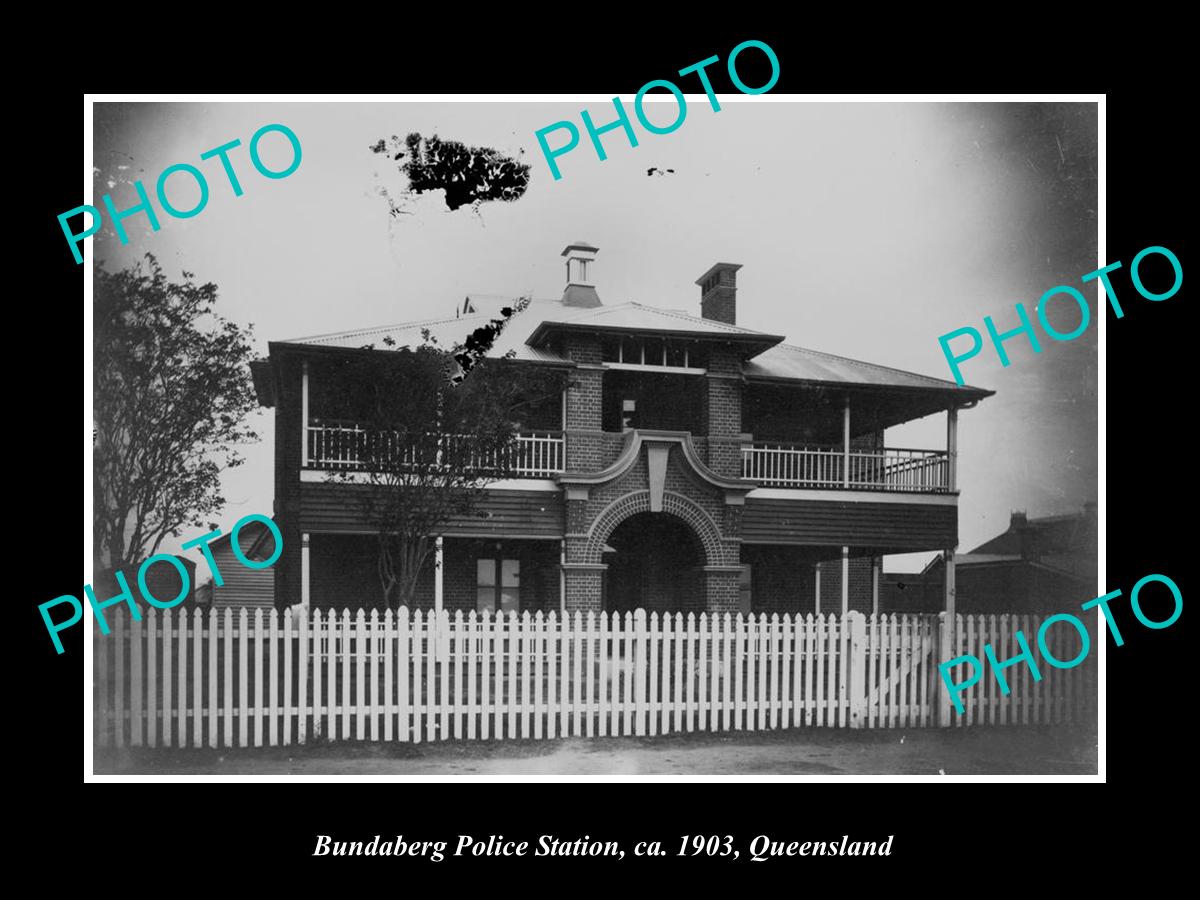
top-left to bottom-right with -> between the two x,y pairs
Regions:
92,99 -> 1099,572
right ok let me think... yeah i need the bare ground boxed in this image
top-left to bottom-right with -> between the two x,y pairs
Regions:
94,725 -> 1098,776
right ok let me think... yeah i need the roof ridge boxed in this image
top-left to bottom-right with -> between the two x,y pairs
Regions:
283,313 -> 486,345
627,301 -> 773,335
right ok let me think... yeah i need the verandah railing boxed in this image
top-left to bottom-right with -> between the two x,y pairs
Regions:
93,608 -> 1096,750
306,425 -> 564,477
742,445 -> 951,492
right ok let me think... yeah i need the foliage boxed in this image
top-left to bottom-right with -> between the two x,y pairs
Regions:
324,318 -> 563,608
93,254 -> 259,569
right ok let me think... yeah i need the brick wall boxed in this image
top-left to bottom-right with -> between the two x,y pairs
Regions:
743,545 -> 817,614
816,555 -> 878,613
563,335 -> 604,472
564,568 -> 603,613
705,570 -> 742,614
704,345 -> 744,478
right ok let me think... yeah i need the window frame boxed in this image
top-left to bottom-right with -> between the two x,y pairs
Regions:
476,557 -> 521,613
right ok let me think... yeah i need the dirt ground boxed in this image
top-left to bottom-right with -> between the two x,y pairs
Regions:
95,725 -> 1097,776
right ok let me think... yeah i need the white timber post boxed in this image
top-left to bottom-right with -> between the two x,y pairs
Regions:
947,406 -> 958,491
814,564 -> 821,615
842,394 -> 851,488
301,360 -> 309,467
300,533 -> 311,611
434,535 -> 446,661
939,547 -> 957,727
848,611 -> 866,729
872,556 -> 880,616
841,546 -> 850,615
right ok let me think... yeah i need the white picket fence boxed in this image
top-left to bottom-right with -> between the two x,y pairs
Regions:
92,608 -> 1097,750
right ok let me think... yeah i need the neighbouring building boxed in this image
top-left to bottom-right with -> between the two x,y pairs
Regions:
195,517 -> 277,612
250,242 -> 993,617
909,505 -> 1097,614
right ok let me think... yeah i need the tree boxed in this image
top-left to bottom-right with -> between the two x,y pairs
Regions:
93,254 -> 259,571
324,308 -> 564,609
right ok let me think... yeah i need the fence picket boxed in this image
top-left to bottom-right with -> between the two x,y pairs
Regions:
238,608 -> 249,747
114,616 -> 126,748
342,610 -> 353,741
180,608 -> 191,746
223,608 -> 233,747
130,612 -> 144,748
310,610 -> 321,741
697,613 -> 709,732
549,612 -> 560,740
397,607 -> 410,742
434,609 -> 448,744
534,612 -> 545,740
648,612 -> 659,736
504,612 -> 516,740
326,610 -> 339,741
724,614 -> 734,731
814,614 -> 825,727
250,608 -> 262,747
146,610 -> 157,748
838,614 -> 849,729
777,619 -> 787,729
424,610 -> 436,743
194,608 -> 205,748
95,619 -> 110,750
283,609 -> 293,746
479,610 -> 492,741
371,609 -> 383,741
573,612 -> 584,737
635,610 -> 647,736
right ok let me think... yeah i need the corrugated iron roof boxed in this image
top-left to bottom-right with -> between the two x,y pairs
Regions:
276,297 -> 991,394
280,300 -> 572,364
745,342 -> 991,394
539,301 -> 780,337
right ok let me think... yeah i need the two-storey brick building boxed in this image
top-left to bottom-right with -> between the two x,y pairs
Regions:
251,242 -> 992,618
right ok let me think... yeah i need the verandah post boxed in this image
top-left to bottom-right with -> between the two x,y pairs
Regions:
937,609 -> 953,727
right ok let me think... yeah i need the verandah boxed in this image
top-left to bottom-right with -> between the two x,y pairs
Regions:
92,607 -> 1097,750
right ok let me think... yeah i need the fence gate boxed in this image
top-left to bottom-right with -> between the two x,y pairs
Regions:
857,614 -> 941,729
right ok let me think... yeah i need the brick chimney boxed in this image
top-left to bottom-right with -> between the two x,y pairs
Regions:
697,262 -> 742,325
561,241 -> 601,308
1010,511 -> 1035,560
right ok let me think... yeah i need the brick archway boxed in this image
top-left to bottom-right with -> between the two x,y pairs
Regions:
583,490 -> 728,566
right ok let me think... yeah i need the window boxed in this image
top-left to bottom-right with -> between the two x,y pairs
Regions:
600,335 -> 708,370
620,336 -> 641,365
643,337 -> 665,366
477,558 -> 520,613
600,335 -> 621,363
739,565 -> 752,616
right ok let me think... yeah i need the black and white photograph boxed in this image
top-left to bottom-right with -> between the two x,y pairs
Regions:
83,95 -> 1101,778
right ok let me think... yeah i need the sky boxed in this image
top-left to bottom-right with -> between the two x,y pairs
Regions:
91,99 -> 1099,572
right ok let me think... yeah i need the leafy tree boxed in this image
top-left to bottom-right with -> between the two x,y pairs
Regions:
93,254 -> 259,571
322,308 -> 563,608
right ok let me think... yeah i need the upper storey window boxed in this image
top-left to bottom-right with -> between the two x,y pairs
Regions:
599,334 -> 709,370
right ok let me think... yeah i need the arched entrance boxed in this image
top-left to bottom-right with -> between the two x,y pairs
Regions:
602,512 -> 705,613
